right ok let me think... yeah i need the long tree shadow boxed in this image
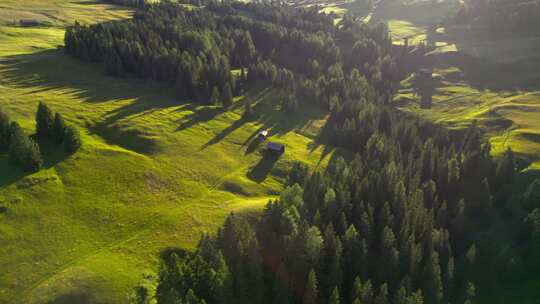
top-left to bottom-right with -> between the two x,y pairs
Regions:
0,49 -> 170,104
247,152 -> 280,183
176,106 -> 224,132
238,88 -> 327,147
200,118 -> 246,150
244,135 -> 265,155
0,49 -> 188,155
425,26 -> 540,92
0,140 -> 68,188
0,154 -> 26,188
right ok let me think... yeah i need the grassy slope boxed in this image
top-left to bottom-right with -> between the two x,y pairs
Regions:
0,1 -> 333,303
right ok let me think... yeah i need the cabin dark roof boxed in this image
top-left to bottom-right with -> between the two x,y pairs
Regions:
20,19 -> 39,26
267,142 -> 285,153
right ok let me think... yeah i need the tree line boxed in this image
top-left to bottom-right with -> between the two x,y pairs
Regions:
0,103 -> 82,172
145,108 -> 528,304
64,0 -> 398,110
101,0 -> 146,8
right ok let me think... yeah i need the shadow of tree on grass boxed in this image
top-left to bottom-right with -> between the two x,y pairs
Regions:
0,140 -> 68,188
247,152 -> 280,183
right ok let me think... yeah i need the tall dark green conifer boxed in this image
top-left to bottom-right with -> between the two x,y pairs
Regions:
9,122 -> 42,172
53,113 -> 67,143
222,84 -> 233,108
303,269 -> 319,304
64,125 -> 82,153
0,108 -> 11,148
36,102 -> 54,139
210,87 -> 220,105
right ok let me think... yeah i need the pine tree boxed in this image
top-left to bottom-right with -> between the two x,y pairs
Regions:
303,269 -> 319,304
210,87 -> 220,105
496,148 -> 515,186
464,281 -> 476,304
9,122 -> 42,172
243,100 -> 253,120
422,252 -> 443,303
222,83 -> 233,108
36,101 -> 54,139
186,289 -> 204,304
329,287 -> 341,304
0,108 -> 11,148
53,113 -> 67,143
64,125 -> 82,153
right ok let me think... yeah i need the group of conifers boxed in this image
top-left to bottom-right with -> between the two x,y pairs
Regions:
0,102 -> 81,172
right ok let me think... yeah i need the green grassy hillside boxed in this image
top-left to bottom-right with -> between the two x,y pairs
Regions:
0,1 -> 333,303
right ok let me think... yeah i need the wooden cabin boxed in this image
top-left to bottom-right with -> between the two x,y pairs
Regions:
20,19 -> 40,27
266,142 -> 285,155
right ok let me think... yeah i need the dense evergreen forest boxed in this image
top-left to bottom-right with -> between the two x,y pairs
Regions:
64,1 -> 539,303
453,0 -> 540,34
102,0 -> 146,8
64,0 -> 397,107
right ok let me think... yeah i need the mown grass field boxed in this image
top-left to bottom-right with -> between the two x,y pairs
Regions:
0,1 -> 334,303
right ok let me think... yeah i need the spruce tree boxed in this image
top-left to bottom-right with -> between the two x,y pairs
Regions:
210,87 -> 220,105
329,287 -> 341,304
303,269 -> 319,304
9,122 -> 43,172
64,125 -> 82,153
36,102 -> 54,139
222,83 -> 233,108
0,108 -> 11,148
53,113 -> 67,143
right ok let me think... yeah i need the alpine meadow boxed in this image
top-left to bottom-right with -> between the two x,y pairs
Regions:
0,0 -> 539,304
